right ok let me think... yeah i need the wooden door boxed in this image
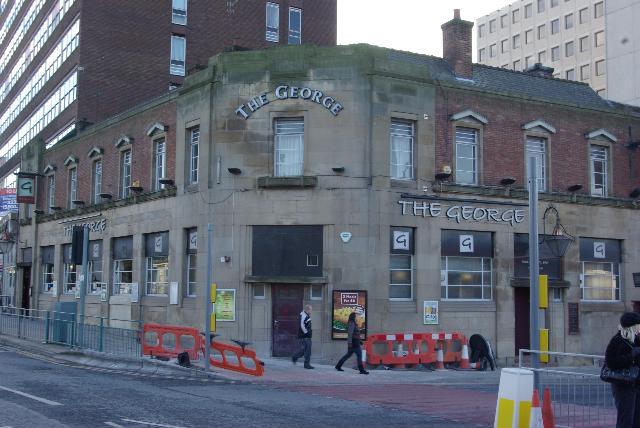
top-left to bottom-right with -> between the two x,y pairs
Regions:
514,287 -> 530,357
272,284 -> 304,357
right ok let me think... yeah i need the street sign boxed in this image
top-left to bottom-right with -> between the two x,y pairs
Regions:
16,176 -> 35,204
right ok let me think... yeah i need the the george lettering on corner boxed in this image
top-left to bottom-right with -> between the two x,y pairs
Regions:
63,218 -> 107,236
235,85 -> 344,119
398,200 -> 526,227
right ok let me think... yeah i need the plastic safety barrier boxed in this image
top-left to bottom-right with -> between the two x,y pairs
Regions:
142,323 -> 203,361
208,339 -> 265,377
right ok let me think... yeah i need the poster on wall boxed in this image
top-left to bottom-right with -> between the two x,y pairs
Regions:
215,289 -> 236,321
0,188 -> 17,216
332,290 -> 367,340
423,301 -> 439,325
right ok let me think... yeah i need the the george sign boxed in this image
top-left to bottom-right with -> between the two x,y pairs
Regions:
0,188 -> 17,215
579,238 -> 620,262
215,289 -> 236,322
235,85 -> 344,119
441,230 -> 493,258
16,177 -> 34,204
459,235 -> 474,253
63,218 -> 107,236
423,301 -> 439,325
593,242 -> 605,259
188,230 -> 197,251
398,200 -> 526,227
390,227 -> 414,254
332,290 -> 367,340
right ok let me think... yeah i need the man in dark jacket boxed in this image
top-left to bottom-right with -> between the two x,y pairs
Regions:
292,304 -> 314,369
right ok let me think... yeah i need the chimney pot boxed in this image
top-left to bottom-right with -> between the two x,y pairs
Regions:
454,9 -> 460,19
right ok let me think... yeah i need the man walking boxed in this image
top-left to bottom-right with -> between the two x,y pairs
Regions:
292,304 -> 314,369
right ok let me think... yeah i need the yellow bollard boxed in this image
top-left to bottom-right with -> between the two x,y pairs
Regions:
539,275 -> 548,309
539,329 -> 549,363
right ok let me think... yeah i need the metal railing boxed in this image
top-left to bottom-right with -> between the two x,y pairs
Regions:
0,306 -> 142,357
519,349 -> 616,428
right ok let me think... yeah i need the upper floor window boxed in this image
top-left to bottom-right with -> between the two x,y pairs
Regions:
551,19 -> 559,34
455,127 -> 478,185
513,34 -> 521,49
590,145 -> 608,197
390,119 -> 414,180
153,138 -> 167,191
565,40 -> 574,57
551,0 -> 558,7
551,46 -> 560,61
490,19 -> 497,33
93,160 -> 102,204
525,29 -> 533,44
525,3 -> 532,18
478,48 -> 485,62
579,7 -> 589,24
189,126 -> 199,184
47,174 -> 55,213
172,0 -> 187,25
594,1 -> 604,19
595,31 -> 605,47
68,167 -> 77,208
538,50 -> 546,64
595,59 -> 605,76
501,39 -> 509,53
512,9 -> 520,23
565,68 -> 575,80
288,7 -> 301,45
478,24 -> 485,38
538,24 -> 546,39
565,13 -> 573,29
266,2 -> 279,42
581,64 -> 590,81
490,44 -> 497,57
526,137 -> 547,192
275,118 -> 304,177
500,14 -> 507,28
120,150 -> 131,198
537,0 -> 545,13
580,36 -> 589,52
170,35 -> 186,76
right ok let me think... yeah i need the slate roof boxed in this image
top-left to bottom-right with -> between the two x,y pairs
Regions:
386,49 -> 632,114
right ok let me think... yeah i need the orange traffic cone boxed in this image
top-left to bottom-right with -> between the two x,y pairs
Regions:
542,387 -> 556,428
459,344 -> 470,369
435,348 -> 445,370
529,389 -> 544,428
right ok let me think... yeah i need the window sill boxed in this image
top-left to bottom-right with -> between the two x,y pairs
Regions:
257,176 -> 317,188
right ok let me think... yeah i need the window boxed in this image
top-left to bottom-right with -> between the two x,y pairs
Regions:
478,24 -> 485,38
525,3 -> 532,18
525,29 -> 533,44
490,44 -> 497,57
565,13 -> 573,29
389,120 -> 414,180
595,59 -> 605,76
120,150 -> 131,198
512,9 -> 520,23
455,127 -> 478,185
390,255 -> 412,299
93,160 -> 102,204
41,246 -> 55,293
47,174 -> 55,213
565,41 -> 574,57
266,2 -> 279,42
551,19 -> 559,34
580,64 -> 590,80
113,260 -> 132,295
526,137 -> 547,191
490,19 -> 497,33
551,0 -> 558,7
579,7 -> 589,24
551,46 -> 560,61
274,118 -> 304,177
565,68 -> 575,80
68,167 -> 77,208
594,1 -> 603,19
63,262 -> 76,295
501,39 -> 509,53
500,14 -> 507,28
538,24 -> 546,39
186,228 -> 197,297
478,48 -> 485,62
580,36 -> 589,52
538,0 -> 545,13
288,7 -> 301,45
441,257 -> 492,300
188,126 -> 199,184
513,59 -> 521,70
590,145 -> 608,197
146,256 -> 169,295
170,35 -> 186,76
172,0 -> 187,25
310,284 -> 323,300
253,284 -> 266,299
88,259 -> 103,294
595,31 -> 604,47
538,50 -> 546,63
581,262 -> 619,300
552,288 -> 563,302
525,56 -> 533,68
513,34 -> 521,49
153,138 -> 166,191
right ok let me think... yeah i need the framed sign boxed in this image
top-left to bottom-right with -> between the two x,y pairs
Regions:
16,176 -> 34,204
215,289 -> 236,321
332,290 -> 367,340
423,301 -> 439,325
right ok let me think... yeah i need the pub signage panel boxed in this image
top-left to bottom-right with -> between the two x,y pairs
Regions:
235,85 -> 344,119
398,200 -> 526,227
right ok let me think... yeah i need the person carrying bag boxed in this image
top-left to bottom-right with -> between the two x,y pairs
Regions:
603,312 -> 640,427
335,312 -> 368,375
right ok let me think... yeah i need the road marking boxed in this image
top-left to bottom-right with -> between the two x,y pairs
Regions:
104,422 -> 125,428
121,419 -> 187,428
0,386 -> 62,406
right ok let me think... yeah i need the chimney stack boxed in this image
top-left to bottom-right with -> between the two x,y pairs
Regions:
524,63 -> 555,78
441,9 -> 474,79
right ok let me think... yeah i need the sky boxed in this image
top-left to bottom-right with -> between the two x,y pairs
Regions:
337,0 -> 511,59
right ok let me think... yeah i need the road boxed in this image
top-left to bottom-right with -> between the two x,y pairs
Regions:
0,345 -> 475,428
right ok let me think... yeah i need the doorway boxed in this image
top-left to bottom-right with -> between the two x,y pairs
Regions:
514,287 -> 530,357
272,284 -> 304,357
21,267 -> 31,310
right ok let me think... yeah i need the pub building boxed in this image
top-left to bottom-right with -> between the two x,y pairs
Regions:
13,12 -> 640,364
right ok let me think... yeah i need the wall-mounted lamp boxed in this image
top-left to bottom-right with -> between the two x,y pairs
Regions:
331,166 -> 345,173
98,192 -> 112,200
72,200 -> 85,206
227,167 -> 242,175
33,209 -> 44,215
49,206 -> 61,211
129,185 -> 143,193
159,178 -> 174,187
540,204 -> 575,258
630,188 -> 640,199
500,177 -> 516,186
567,184 -> 582,192
435,165 -> 452,181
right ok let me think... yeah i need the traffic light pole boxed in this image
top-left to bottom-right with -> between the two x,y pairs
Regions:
528,157 -> 540,392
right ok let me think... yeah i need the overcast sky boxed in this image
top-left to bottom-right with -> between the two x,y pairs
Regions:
337,0 -> 511,59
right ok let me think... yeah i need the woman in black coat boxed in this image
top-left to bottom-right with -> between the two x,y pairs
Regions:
335,312 -> 369,374
605,312 -> 640,428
